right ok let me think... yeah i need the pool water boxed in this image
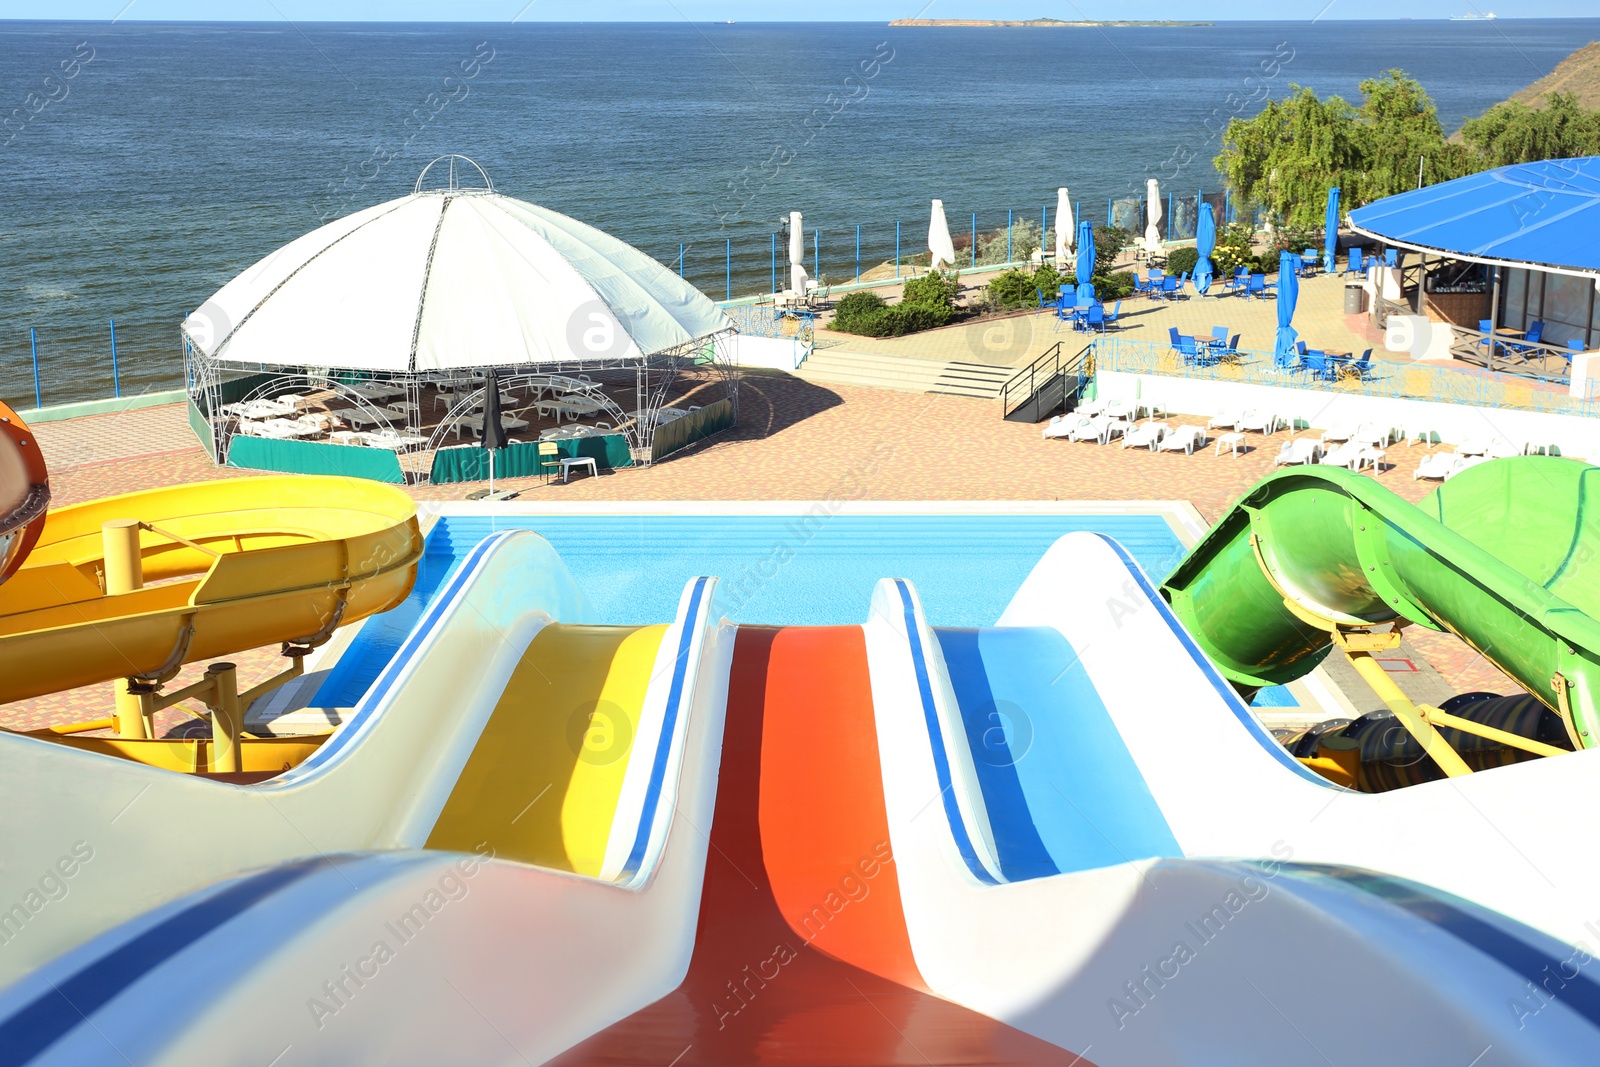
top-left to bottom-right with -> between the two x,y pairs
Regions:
314,513 -> 1294,707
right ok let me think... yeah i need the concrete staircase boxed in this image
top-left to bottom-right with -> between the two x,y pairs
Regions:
795,349 -> 1014,400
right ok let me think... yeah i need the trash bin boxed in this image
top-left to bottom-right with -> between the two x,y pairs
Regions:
1344,282 -> 1366,314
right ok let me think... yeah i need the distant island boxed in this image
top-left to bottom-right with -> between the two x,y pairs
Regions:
889,18 -> 1211,27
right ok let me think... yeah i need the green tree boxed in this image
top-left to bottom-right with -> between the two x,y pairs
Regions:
1215,71 -> 1477,228
1460,92 -> 1600,166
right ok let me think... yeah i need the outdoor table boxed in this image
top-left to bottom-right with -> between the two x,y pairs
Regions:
559,456 -> 598,483
1215,432 -> 1246,458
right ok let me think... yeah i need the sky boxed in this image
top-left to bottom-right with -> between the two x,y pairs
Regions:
0,1 -> 1592,22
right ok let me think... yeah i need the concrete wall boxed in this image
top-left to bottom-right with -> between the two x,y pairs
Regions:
727,334 -> 806,371
1098,369 -> 1600,458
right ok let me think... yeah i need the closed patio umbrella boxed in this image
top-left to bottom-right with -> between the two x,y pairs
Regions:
1194,202 -> 1216,295
788,210 -> 809,295
1054,187 -> 1073,264
1075,220 -> 1096,302
929,199 -> 957,272
1323,187 -> 1341,274
1144,178 -> 1164,255
475,367 -> 511,500
1275,250 -> 1299,361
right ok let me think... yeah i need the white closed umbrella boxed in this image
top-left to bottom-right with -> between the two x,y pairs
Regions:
1145,178 -> 1164,255
1055,187 -> 1074,263
788,210 -> 809,294
928,199 -> 957,272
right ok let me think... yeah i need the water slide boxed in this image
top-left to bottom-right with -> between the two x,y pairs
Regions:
0,527 -> 726,1044
836,544 -> 1600,1062
0,476 -> 423,708
1162,456 -> 1600,745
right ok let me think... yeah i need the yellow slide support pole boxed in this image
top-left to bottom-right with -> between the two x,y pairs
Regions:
103,519 -> 152,740
1334,630 -> 1473,779
207,662 -> 243,775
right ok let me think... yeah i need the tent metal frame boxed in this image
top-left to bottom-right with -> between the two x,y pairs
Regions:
182,328 -> 738,481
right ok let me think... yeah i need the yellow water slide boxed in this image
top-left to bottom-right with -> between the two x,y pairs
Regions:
0,475 -> 423,708
428,623 -> 669,876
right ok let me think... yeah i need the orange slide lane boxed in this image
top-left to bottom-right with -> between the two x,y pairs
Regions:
551,626 -> 1083,1066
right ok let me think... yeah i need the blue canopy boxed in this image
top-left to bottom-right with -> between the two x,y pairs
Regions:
1194,203 -> 1216,295
1323,187 -> 1340,274
1275,250 -> 1299,361
1075,220 -> 1096,301
1348,157 -> 1600,276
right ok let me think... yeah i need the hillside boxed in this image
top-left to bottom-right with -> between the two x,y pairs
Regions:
1511,40 -> 1600,110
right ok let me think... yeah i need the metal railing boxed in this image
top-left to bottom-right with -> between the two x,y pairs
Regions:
1091,336 -> 1594,420
1449,326 -> 1578,380
1000,341 -> 1092,421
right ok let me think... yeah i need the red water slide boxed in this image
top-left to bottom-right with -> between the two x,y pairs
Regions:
552,625 -> 1083,1066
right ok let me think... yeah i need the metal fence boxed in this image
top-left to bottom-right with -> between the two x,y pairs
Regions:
1092,336 -> 1597,420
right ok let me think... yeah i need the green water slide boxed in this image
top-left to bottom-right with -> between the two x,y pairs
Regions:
1161,456 -> 1600,748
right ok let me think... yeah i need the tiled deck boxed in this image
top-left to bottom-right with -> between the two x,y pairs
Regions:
6,366 -> 1521,733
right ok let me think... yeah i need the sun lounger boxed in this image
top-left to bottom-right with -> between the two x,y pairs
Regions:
1122,421 -> 1168,451
1068,416 -> 1114,444
1156,426 -> 1207,455
1207,410 -> 1241,431
1318,441 -> 1366,469
1042,414 -> 1084,440
1273,438 -> 1322,466
1237,409 -> 1281,435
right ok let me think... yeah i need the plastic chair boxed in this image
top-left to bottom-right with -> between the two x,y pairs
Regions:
1177,335 -> 1201,365
1343,249 -> 1365,276
1160,275 -> 1180,300
1168,326 -> 1184,351
1210,326 -> 1229,350
1477,319 -> 1499,359
1346,350 -> 1373,380
1246,274 -> 1267,299
1083,305 -> 1106,334
1384,248 -> 1398,267
1103,300 -> 1122,328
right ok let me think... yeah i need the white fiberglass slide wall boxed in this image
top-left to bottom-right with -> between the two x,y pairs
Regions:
0,575 -> 732,1066
861,569 -> 1600,1064
1,531 -> 564,986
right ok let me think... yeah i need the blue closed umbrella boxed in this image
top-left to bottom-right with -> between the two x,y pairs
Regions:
1275,250 -> 1299,362
1194,202 -> 1216,295
1323,187 -> 1340,274
1075,220 -> 1096,301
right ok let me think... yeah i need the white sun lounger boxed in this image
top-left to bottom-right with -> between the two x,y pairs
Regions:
1156,426 -> 1207,455
1273,438 -> 1322,466
1122,421 -> 1168,451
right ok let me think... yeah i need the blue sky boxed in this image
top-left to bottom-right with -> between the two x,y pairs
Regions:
0,2 -> 1592,21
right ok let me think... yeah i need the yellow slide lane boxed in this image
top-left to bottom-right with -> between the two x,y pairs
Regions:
427,623 -> 668,877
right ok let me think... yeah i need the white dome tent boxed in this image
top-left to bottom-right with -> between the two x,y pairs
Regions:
183,156 -> 738,480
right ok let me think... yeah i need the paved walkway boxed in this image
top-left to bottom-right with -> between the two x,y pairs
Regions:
4,373 -> 1520,732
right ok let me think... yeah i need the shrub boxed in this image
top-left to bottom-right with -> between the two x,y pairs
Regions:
891,301 -> 955,333
1164,247 -> 1200,277
1093,225 -> 1134,275
1093,271 -> 1136,301
830,290 -> 889,334
986,263 -> 1064,310
901,269 -> 961,309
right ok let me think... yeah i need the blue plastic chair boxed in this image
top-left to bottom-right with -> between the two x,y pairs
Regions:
1304,351 -> 1330,380
1160,275 -> 1180,300
1301,247 -> 1319,272
1384,248 -> 1398,267
1177,335 -> 1201,365
1344,249 -> 1365,276
1296,340 -> 1308,356
1348,349 -> 1373,379
1036,287 -> 1058,311
1477,318 -> 1500,359
1103,300 -> 1121,329
1131,274 -> 1152,297
1246,274 -> 1267,299
1083,305 -> 1106,334
1509,321 -> 1545,358
1168,326 -> 1183,350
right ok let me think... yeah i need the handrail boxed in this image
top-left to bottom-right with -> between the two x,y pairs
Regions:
1450,325 -> 1578,377
999,340 -> 1092,419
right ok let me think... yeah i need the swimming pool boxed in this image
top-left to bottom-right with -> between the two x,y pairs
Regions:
314,510 -> 1294,707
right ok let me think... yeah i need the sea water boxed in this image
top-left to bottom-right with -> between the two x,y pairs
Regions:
1,18 -> 1595,405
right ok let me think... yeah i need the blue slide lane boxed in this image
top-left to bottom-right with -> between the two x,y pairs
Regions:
933,626 -> 1182,881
